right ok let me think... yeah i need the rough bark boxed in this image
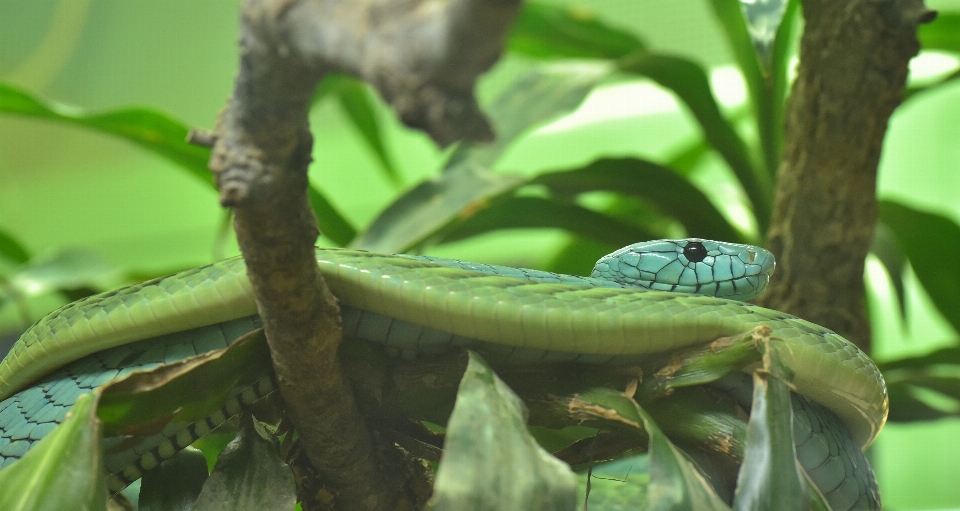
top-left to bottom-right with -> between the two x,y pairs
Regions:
205,0 -> 521,508
758,0 -> 935,350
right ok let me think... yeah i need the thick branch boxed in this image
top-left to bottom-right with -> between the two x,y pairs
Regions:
262,0 -> 518,148
212,24 -> 394,511
207,0 -> 520,508
758,0 -> 934,350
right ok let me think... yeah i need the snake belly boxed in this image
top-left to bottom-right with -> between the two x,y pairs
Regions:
0,248 -> 887,507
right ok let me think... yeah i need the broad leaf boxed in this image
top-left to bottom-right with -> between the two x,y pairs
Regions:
665,138 -> 713,177
9,248 -> 119,297
190,417 -> 296,511
0,81 -> 355,247
767,0 -> 799,174
919,12 -> 960,53
446,61 -> 612,170
0,393 -> 106,511
354,62 -> 610,252
542,139 -> 743,277
0,82 -> 209,183
547,237 -> 630,277
139,447 -> 209,511
885,378 -> 960,422
737,0 -> 790,71
0,229 -> 30,265
570,388 -> 731,511
878,200 -> 960,334
436,196 -> 656,249
732,342 -> 806,511
903,68 -> 960,102
427,351 -> 577,511
870,221 -> 908,321
707,0 -> 783,186
880,347 -> 960,422
314,75 -> 402,187
577,455 -> 651,509
308,187 -> 357,246
533,158 -> 747,243
98,329 -> 272,437
616,53 -> 770,227
509,2 -> 645,60
350,161 -> 523,253
192,430 -> 243,473
878,346 -> 960,372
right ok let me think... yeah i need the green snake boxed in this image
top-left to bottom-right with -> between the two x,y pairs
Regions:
0,239 -> 886,508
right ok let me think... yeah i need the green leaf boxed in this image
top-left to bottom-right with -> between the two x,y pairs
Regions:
885,378 -> 960,422
427,351 -> 578,511
577,455 -> 651,509
901,374 -> 960,402
880,347 -> 960,422
192,430 -> 242,473
0,81 -> 211,185
919,12 -> 960,53
533,158 -> 747,243
315,75 -> 402,187
509,2 -> 645,60
665,138 -> 713,177
190,417 -> 295,511
732,344 -> 806,511
543,144 -> 741,276
706,0 -> 782,186
0,229 -> 30,265
878,200 -> 960,334
573,388 -> 731,511
0,81 -> 355,248
447,61 -> 612,170
871,221 -> 908,322
308,186 -> 357,246
737,0 -> 790,71
616,54 -> 770,229
437,196 -> 656,249
98,329 -> 271,437
877,346 -> 960,372
545,196 -> 685,276
10,248 -> 119,297
529,425 -> 599,454
637,388 -> 748,467
139,447 -> 209,511
350,161 -> 523,253
767,0 -> 799,175
665,107 -> 754,178
0,393 -> 107,511
547,237 -> 628,277
903,67 -> 960,102
353,62 -> 611,252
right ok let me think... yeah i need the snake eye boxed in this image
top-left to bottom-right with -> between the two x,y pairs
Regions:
682,242 -> 707,263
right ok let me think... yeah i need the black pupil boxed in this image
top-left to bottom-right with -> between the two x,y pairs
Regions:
683,242 -> 707,262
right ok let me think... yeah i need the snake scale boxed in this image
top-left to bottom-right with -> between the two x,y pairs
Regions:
0,239 -> 887,509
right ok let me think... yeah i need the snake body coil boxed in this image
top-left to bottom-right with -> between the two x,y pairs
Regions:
0,241 -> 887,508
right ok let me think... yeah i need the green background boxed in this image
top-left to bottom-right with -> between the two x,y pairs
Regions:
1,1 -> 959,508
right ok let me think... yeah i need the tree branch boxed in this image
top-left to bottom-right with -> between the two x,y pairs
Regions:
758,0 -> 935,350
207,0 -> 520,508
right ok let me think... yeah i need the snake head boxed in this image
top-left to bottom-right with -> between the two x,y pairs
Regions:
590,238 -> 776,301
